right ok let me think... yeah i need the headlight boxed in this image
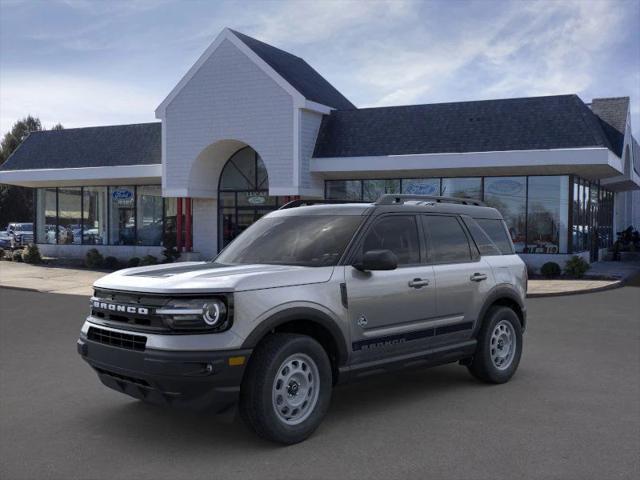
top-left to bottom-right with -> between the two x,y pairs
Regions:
156,298 -> 230,331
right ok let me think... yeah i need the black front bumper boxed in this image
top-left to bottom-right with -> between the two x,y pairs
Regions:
78,337 -> 251,412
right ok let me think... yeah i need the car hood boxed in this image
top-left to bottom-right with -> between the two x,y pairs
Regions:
93,261 -> 335,294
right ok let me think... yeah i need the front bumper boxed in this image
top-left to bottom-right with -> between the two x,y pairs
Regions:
78,335 -> 251,412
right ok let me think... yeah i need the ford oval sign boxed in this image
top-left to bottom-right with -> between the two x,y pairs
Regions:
112,189 -> 133,200
488,179 -> 523,195
247,195 -> 266,205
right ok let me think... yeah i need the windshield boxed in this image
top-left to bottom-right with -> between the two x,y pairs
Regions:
215,215 -> 363,267
15,223 -> 33,231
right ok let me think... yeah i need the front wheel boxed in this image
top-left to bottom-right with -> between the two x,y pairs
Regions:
467,306 -> 523,384
239,333 -> 332,444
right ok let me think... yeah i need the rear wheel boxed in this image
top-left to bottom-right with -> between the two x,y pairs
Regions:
467,306 -> 522,383
239,333 -> 332,444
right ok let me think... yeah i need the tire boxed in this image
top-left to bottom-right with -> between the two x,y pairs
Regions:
467,306 -> 523,384
239,333 -> 332,444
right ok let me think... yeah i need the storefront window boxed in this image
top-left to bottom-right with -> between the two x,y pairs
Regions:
484,177 -> 527,253
362,179 -> 400,201
36,188 -> 57,244
325,180 -> 362,200
526,176 -> 569,254
441,177 -> 482,199
109,186 -> 136,245
136,186 -> 163,246
57,188 -> 82,245
82,187 -> 107,245
402,178 -> 440,195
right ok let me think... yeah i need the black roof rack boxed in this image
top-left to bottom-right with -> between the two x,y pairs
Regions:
375,194 -> 485,207
279,199 -> 368,210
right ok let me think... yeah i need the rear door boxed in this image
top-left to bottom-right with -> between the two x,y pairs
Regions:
345,214 -> 437,362
422,214 -> 494,344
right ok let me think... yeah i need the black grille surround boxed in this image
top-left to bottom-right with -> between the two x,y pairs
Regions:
87,326 -> 147,351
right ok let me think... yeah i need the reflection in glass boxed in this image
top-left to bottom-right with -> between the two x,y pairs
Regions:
484,177 -> 526,253
402,178 -> 440,195
441,178 -> 481,199
325,180 -> 362,200
82,187 -> 107,245
362,179 -> 400,201
36,188 -> 57,244
136,186 -> 163,246
526,176 -> 569,254
109,186 -> 136,245
57,188 -> 82,245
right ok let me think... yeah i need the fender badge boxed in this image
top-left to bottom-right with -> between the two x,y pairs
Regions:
357,315 -> 368,328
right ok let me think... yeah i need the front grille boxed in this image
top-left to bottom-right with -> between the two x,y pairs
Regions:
91,289 -> 170,331
87,326 -> 147,351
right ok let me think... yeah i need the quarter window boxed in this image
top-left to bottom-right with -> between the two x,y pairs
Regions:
423,215 -> 472,263
360,216 -> 420,265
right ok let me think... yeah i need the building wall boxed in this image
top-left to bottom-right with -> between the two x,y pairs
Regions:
192,198 -> 217,258
299,109 -> 324,195
163,39 -> 294,196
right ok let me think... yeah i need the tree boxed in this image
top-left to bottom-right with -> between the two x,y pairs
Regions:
0,116 -> 63,228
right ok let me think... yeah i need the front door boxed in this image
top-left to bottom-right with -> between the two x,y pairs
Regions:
346,214 -> 437,362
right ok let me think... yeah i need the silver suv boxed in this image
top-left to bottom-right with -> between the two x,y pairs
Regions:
77,195 -> 527,444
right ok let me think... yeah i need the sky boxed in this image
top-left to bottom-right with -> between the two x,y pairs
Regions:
1,0 -> 639,137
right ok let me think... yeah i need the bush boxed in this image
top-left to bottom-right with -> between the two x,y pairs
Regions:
12,250 -> 23,262
103,256 -> 120,270
85,248 -> 104,269
21,244 -> 42,264
127,257 -> 141,268
140,255 -> 158,266
564,255 -> 590,278
540,261 -> 561,278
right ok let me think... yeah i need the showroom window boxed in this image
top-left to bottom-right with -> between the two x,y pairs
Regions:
57,188 -> 82,245
109,186 -> 136,245
441,177 -> 482,200
325,180 -> 362,200
362,179 -> 400,201
82,187 -> 107,245
35,188 -> 57,244
483,177 -> 526,253
137,186 -> 163,246
526,176 -> 569,254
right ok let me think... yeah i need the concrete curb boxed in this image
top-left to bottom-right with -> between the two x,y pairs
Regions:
527,279 -> 624,298
0,285 -> 41,293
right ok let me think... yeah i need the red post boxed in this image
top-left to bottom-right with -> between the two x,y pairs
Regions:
176,197 -> 183,253
185,198 -> 192,252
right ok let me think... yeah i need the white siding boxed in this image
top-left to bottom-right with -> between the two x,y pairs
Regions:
163,39 -> 294,196
192,198 -> 218,258
299,109 -> 324,195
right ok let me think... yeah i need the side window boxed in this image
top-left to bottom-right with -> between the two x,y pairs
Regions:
475,218 -> 515,255
463,217 -> 502,256
423,215 -> 472,263
360,215 -> 420,265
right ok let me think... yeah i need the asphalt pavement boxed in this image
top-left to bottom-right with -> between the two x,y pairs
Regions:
1,280 -> 639,480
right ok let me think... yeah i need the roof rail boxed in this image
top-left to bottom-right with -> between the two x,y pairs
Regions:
279,199 -> 368,210
375,194 -> 485,207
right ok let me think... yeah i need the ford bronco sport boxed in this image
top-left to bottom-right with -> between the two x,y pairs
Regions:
77,195 -> 527,444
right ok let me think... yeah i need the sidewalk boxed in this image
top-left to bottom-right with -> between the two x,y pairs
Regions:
0,261 -> 104,296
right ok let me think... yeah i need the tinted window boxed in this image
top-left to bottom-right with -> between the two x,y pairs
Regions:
216,215 -> 362,267
463,218 -> 502,256
360,215 -> 420,265
475,219 -> 514,254
423,215 -> 472,263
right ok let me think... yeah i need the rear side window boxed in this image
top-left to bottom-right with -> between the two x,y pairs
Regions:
422,215 -> 472,263
475,219 -> 514,254
360,215 -> 420,265
463,218 -> 502,256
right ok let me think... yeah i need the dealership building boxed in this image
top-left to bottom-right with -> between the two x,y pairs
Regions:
1,28 -> 639,269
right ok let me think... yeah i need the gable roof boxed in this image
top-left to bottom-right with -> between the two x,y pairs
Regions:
590,97 -> 629,157
229,30 -> 355,110
313,94 -> 615,158
0,123 -> 161,171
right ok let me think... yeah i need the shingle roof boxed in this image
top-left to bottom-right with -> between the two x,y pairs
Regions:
313,95 -> 616,158
590,97 -> 629,157
0,122 -> 161,171
230,29 -> 355,111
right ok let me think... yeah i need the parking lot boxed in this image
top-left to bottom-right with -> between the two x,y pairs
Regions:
1,281 -> 639,480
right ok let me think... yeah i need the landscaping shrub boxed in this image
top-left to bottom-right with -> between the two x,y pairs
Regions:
103,256 -> 120,270
12,250 -> 23,262
127,257 -> 141,268
140,255 -> 158,266
21,244 -> 42,264
564,255 -> 590,278
540,261 -> 561,278
85,248 -> 104,269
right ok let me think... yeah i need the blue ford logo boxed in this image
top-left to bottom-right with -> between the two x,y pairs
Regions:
112,189 -> 133,200
404,182 -> 438,195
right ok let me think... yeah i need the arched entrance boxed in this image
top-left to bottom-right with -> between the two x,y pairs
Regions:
218,146 -> 281,248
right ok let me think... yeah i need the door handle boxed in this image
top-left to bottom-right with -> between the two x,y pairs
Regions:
470,273 -> 488,282
408,278 -> 430,288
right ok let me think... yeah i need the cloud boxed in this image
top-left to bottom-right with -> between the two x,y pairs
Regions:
0,72 -> 158,132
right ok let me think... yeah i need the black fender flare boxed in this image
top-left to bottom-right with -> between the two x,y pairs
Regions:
241,307 -> 349,366
474,285 -> 527,335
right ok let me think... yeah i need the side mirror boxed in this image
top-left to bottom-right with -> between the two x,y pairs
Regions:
353,249 -> 398,271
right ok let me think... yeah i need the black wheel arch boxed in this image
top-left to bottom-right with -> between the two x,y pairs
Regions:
474,285 -> 527,335
241,307 -> 349,381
